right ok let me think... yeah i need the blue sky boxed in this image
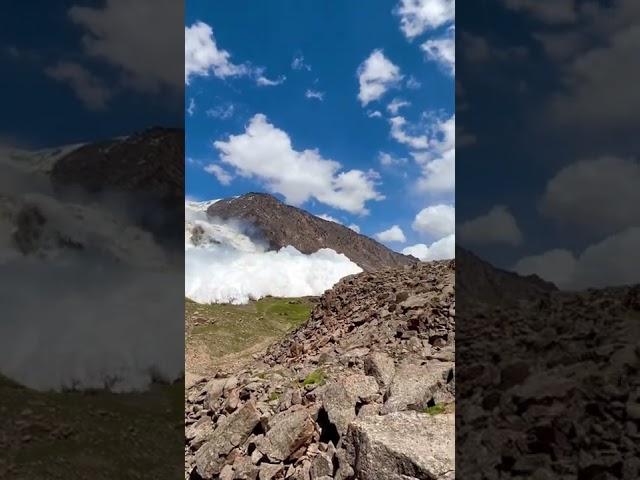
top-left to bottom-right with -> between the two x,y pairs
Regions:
456,0 -> 640,289
1,0 -> 182,148
186,0 -> 455,259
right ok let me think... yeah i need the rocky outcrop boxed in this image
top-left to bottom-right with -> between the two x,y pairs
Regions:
185,260 -> 455,479
206,193 -> 417,272
456,248 -> 640,479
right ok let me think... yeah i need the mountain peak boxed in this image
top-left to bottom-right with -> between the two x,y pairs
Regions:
207,194 -> 416,272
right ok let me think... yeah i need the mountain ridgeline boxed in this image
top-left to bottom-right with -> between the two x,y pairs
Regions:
206,193 -> 417,272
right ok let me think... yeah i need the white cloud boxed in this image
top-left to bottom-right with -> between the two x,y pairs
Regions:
413,204 -> 455,237
305,89 -> 325,101
69,0 -> 182,92
255,70 -> 286,87
204,163 -> 233,186
421,30 -> 455,74
387,98 -> 411,115
413,114 -> 455,193
206,103 -> 235,120
540,156 -> 640,235
187,97 -> 196,116
317,213 -> 341,224
367,110 -> 383,118
348,224 -> 361,233
291,54 -> 311,71
378,152 -> 407,166
389,116 -> 429,149
357,50 -> 402,106
375,225 -> 407,243
458,205 -> 523,246
185,21 -> 283,87
513,227 -> 640,290
214,114 -> 384,214
406,76 -> 422,89
513,249 -> 577,289
402,234 -> 455,261
45,61 -> 113,110
185,21 -> 248,84
394,0 -> 456,40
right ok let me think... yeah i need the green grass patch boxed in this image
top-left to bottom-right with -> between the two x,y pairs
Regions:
186,297 -> 313,359
302,369 -> 327,387
422,403 -> 455,415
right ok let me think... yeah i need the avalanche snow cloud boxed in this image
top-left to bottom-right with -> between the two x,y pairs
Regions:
0,149 -> 183,392
185,200 -> 363,304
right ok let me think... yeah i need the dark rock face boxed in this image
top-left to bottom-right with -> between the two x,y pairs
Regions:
51,127 -> 184,200
206,193 -> 417,272
185,260 -> 456,479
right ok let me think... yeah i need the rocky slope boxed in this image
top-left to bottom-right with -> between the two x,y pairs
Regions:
185,260 -> 455,479
206,193 -> 417,272
456,248 -> 640,479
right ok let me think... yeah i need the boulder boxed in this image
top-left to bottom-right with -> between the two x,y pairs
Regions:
195,401 -> 261,479
345,411 -> 454,480
322,374 -> 379,436
382,362 -> 453,414
261,407 -> 316,462
364,352 -> 395,387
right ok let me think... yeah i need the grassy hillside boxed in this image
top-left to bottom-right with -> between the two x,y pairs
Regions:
0,374 -> 183,479
185,297 -> 314,366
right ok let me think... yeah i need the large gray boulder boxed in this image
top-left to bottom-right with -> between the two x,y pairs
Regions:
382,362 -> 453,414
194,401 -> 261,478
260,406 -> 317,462
322,374 -> 379,436
345,411 -> 454,480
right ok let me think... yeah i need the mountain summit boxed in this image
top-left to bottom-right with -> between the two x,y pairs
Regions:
206,193 -> 417,271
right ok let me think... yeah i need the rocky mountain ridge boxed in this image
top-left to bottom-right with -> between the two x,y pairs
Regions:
206,193 -> 417,272
185,260 -> 455,479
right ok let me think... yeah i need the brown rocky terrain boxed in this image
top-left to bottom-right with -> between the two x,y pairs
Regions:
206,193 -> 417,272
456,248 -> 640,479
185,260 -> 455,479
51,127 -> 183,200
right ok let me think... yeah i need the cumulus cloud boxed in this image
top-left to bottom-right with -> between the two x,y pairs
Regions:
389,116 -> 429,149
458,205 -> 523,246
513,249 -> 577,289
69,0 -> 182,92
185,21 -> 283,87
305,89 -> 325,101
185,21 -> 248,83
540,156 -> 640,236
394,0 -> 456,40
513,228 -> 640,290
214,114 -> 384,214
402,234 -> 455,261
374,225 -> 407,243
357,50 -> 402,106
45,61 -> 113,110
413,204 -> 455,237
387,98 -> 411,115
411,114 -> 455,193
421,29 -> 455,74
367,110 -> 383,118
348,224 -> 361,233
204,163 -> 233,186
